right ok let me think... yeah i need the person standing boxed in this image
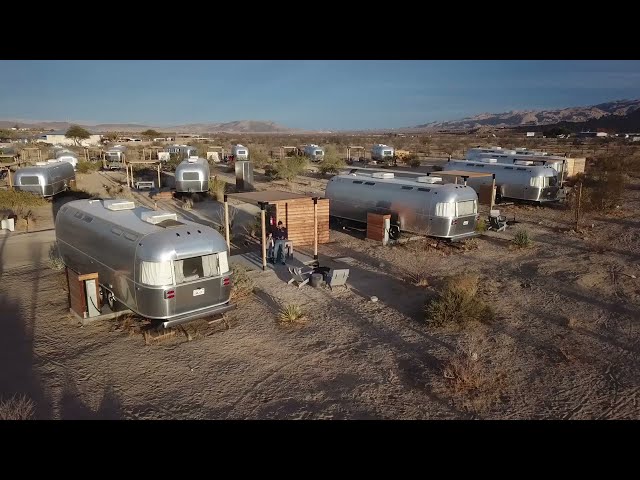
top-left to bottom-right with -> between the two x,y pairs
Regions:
272,221 -> 288,265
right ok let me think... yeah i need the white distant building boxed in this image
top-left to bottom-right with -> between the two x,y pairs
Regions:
36,130 -> 102,147
526,132 -> 536,137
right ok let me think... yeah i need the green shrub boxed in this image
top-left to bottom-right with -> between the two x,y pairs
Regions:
512,229 -> 532,248
425,274 -> 494,329
250,149 -> 270,168
475,218 -> 487,232
408,156 -> 421,168
318,155 -> 346,175
270,156 -> 308,182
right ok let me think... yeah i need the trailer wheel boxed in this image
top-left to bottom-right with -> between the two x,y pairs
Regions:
389,225 -> 401,240
106,290 -> 116,310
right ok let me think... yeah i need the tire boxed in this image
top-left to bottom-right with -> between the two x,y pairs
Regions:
389,225 -> 401,240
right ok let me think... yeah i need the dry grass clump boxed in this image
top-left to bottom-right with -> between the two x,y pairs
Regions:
425,274 -> 494,329
230,264 -> 254,301
0,394 -> 36,420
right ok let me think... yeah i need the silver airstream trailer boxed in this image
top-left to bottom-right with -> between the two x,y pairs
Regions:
13,161 -> 75,197
175,157 -> 210,193
325,170 -> 479,241
231,144 -> 249,161
105,145 -> 126,170
302,144 -> 325,161
371,144 -> 395,163
443,158 -> 563,203
465,148 -> 568,182
56,153 -> 79,170
165,144 -> 197,160
55,199 -> 234,328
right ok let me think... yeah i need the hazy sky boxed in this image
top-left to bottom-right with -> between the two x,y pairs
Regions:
1,60 -> 640,130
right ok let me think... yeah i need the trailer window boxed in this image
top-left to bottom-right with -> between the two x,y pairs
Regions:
182,172 -> 200,181
238,151 -> 246,155
315,151 -> 323,156
383,151 -> 392,156
435,202 -> 455,217
140,261 -> 174,286
19,175 -> 39,185
546,176 -> 558,187
456,200 -> 477,216
529,176 -> 545,188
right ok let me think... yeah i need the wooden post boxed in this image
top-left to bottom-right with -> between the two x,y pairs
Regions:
575,181 -> 582,232
490,174 -> 496,210
125,161 -> 130,187
157,163 -> 161,189
260,202 -> 267,271
454,176 -> 458,185
224,194 -> 230,252
313,197 -> 318,260
7,168 -> 12,189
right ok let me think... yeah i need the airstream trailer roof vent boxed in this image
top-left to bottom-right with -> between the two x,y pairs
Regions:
141,210 -> 179,225
372,172 -> 394,179
481,158 -> 498,163
416,176 -> 442,184
187,156 -> 199,162
104,200 -> 136,211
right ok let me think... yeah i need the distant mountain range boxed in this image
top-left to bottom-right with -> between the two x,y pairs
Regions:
0,119 -> 298,134
4,99 -> 640,134
414,99 -> 640,130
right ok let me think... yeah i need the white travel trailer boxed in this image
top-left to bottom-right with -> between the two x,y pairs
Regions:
443,158 -> 563,203
231,144 -> 249,161
175,157 -> 210,193
370,144 -> 395,163
325,169 -> 479,241
55,199 -> 235,328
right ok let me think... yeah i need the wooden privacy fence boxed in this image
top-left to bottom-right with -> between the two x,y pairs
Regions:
272,197 -> 330,246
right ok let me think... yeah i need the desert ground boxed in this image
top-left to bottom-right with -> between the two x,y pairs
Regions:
1,150 -> 639,420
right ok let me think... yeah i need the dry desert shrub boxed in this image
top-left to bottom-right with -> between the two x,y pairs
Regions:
47,242 -> 65,271
441,334 -> 507,415
425,274 -> 494,329
0,189 -> 48,210
0,394 -> 35,420
278,304 -> 306,325
230,264 -> 254,301
209,176 -> 227,202
408,273 -> 429,287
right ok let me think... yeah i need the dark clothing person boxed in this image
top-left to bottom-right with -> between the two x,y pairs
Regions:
273,225 -> 288,241
270,222 -> 289,264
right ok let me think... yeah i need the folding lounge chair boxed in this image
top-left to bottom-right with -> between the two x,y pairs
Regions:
287,266 -> 314,288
